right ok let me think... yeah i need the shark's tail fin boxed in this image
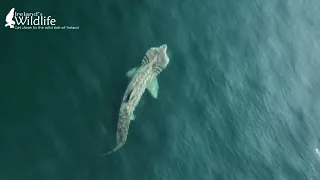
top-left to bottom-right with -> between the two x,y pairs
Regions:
100,143 -> 124,156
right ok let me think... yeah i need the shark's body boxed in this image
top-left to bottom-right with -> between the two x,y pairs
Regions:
5,8 -> 15,28
103,44 -> 170,155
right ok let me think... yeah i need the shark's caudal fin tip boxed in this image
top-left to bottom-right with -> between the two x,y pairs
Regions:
100,144 -> 124,156
100,150 -> 115,156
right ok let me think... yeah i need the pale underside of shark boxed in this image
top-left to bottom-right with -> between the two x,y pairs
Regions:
102,44 -> 170,155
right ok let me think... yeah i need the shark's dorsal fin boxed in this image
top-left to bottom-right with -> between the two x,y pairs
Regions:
141,47 -> 158,66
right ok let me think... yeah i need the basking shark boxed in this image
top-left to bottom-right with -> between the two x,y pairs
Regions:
103,44 -> 170,155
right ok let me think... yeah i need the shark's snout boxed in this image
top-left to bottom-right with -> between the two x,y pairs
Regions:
159,44 -> 169,65
160,44 -> 167,53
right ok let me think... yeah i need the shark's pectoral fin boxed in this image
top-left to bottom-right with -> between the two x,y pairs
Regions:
130,114 -> 136,121
147,77 -> 159,99
126,67 -> 138,78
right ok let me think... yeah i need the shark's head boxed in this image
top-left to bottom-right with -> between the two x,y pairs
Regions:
141,44 -> 170,74
150,44 -> 169,74
157,44 -> 170,68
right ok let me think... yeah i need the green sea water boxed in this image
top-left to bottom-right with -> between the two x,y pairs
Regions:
1,0 -> 320,180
